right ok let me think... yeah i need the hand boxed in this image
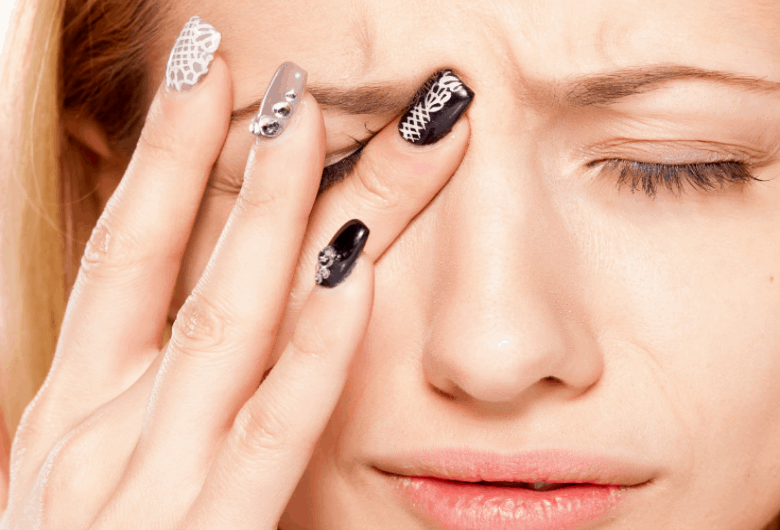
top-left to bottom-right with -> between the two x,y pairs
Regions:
0,53 -> 469,529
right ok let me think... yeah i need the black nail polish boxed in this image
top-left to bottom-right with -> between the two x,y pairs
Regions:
398,69 -> 474,146
314,219 -> 370,288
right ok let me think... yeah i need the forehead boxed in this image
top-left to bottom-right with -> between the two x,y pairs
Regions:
173,0 -> 780,109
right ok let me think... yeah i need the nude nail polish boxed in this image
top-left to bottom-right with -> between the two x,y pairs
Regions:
165,16 -> 222,92
315,219 -> 370,288
250,62 -> 308,139
398,69 -> 474,145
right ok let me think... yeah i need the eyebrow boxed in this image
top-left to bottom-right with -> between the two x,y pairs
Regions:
230,82 -> 417,125
230,63 -> 780,124
561,64 -> 780,106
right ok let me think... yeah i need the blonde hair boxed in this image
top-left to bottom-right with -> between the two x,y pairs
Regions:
0,0 -> 165,442
0,0 -> 66,444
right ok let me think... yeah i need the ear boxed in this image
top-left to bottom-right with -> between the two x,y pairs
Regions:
61,112 -> 132,292
62,110 -> 129,210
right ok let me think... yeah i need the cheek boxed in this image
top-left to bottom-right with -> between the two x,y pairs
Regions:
570,181 -> 780,508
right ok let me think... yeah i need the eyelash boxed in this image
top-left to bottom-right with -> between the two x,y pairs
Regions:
318,144 -> 766,199
317,139 -> 370,196
588,159 -> 765,199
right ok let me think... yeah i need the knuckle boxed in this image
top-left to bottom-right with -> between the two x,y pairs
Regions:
232,178 -> 285,220
230,396 -> 292,456
289,322 -> 331,364
169,290 -> 236,358
78,215 -> 145,280
351,159 -> 403,212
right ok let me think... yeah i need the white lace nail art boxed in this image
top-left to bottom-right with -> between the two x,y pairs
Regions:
398,70 -> 467,143
166,16 -> 222,92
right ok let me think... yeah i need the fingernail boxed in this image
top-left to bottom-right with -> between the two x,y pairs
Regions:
165,16 -> 222,92
398,69 -> 474,146
314,219 -> 370,288
250,62 -> 308,139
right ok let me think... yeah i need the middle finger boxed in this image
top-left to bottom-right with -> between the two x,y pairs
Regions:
132,62 -> 324,476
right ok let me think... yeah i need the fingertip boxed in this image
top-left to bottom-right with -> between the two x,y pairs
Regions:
241,86 -> 326,208
390,109 -> 471,155
314,251 -> 374,298
204,54 -> 233,101
302,89 -> 327,144
177,54 -> 233,117
308,252 -> 374,356
141,54 -> 232,168
310,253 -> 374,345
252,89 -> 326,157
442,112 -> 471,148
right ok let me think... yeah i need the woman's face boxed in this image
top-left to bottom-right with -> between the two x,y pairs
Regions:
141,0 -> 780,528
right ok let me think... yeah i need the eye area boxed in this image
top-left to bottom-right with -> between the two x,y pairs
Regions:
317,138 -> 370,196
318,141 -> 768,200
589,159 -> 766,200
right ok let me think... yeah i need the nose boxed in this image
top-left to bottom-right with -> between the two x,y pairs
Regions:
422,135 -> 604,405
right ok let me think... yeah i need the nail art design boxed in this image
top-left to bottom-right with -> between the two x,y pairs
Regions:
250,62 -> 308,138
315,219 -> 370,288
398,69 -> 474,146
166,16 -> 222,92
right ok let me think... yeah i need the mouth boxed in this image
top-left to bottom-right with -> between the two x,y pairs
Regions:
373,448 -> 653,530
378,470 -> 601,491
373,447 -> 652,486
463,479 -> 582,490
380,472 -> 630,530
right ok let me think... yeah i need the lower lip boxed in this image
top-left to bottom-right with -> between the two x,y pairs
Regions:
388,475 -> 624,530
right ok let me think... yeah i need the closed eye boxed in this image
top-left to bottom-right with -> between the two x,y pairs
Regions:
318,143 -> 368,196
318,125 -> 381,196
589,159 -> 766,199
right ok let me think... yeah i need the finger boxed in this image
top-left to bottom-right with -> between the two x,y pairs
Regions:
129,64 -> 326,483
49,18 -> 230,396
27,17 -> 230,470
188,245 -> 374,530
276,68 -> 473,357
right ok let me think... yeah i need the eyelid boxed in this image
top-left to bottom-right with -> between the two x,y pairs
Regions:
580,139 -> 770,166
324,146 -> 362,167
323,130 -> 376,167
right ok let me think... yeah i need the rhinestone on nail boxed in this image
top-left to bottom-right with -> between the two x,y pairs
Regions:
273,101 -> 292,118
315,266 -> 331,282
250,115 -> 282,137
315,246 -> 337,284
319,246 -> 337,265
250,62 -> 307,139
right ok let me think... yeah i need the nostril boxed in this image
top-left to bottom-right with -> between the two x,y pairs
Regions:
430,383 -> 457,401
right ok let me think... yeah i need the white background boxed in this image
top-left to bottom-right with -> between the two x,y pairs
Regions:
0,0 -> 15,57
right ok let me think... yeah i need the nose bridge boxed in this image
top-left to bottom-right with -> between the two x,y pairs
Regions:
422,108 -> 603,404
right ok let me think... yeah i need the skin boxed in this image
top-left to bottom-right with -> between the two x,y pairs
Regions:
4,0 -> 780,529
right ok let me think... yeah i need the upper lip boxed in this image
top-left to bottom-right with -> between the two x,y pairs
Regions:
373,448 -> 655,486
